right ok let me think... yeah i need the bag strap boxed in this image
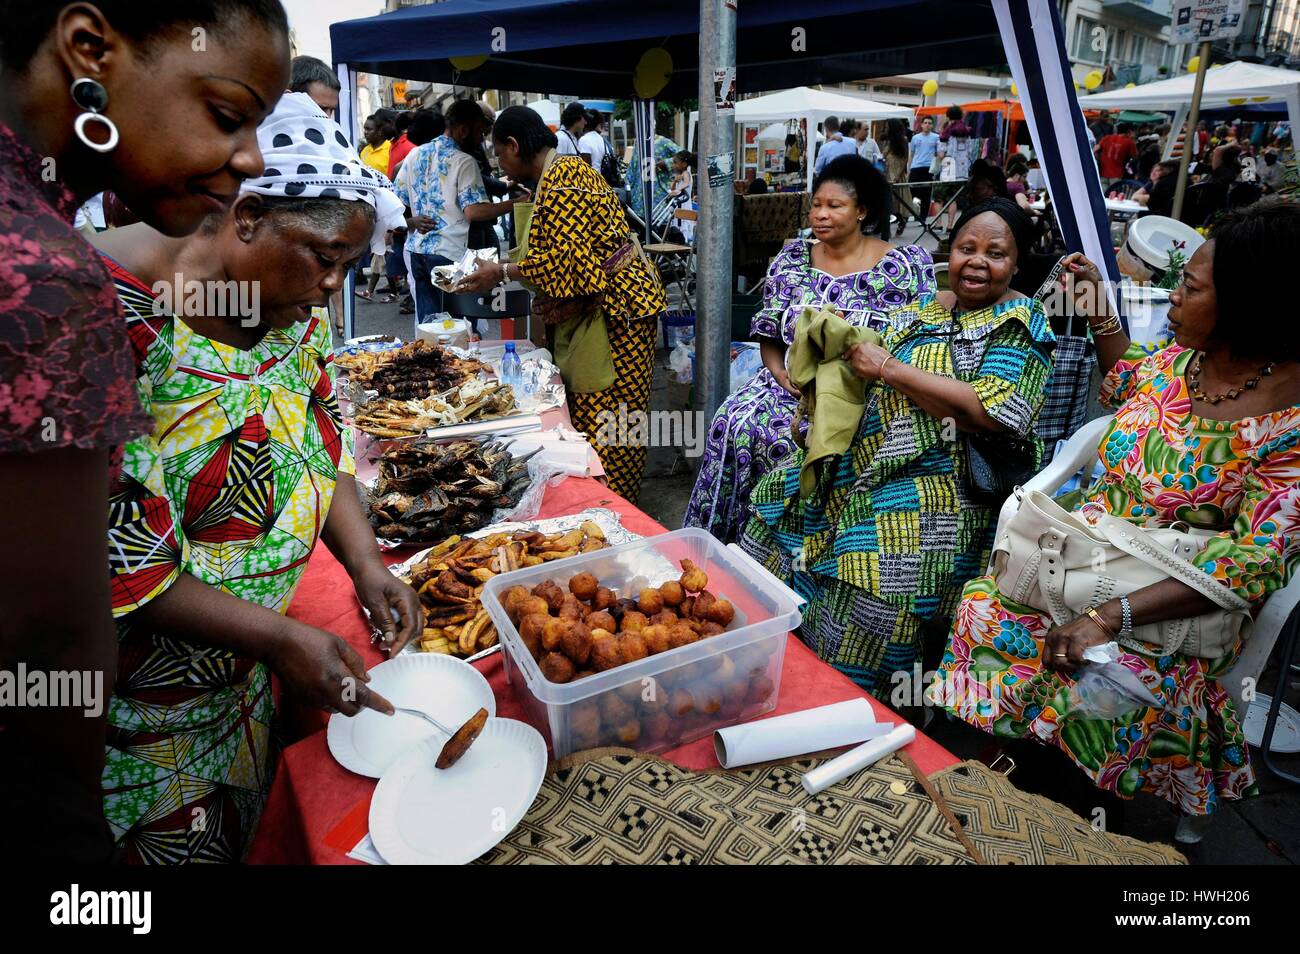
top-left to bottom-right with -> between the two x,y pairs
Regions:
1094,514 -> 1252,613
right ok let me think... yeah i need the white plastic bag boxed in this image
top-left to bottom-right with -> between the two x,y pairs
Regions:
1067,642 -> 1162,720
668,341 -> 694,384
729,343 -> 764,393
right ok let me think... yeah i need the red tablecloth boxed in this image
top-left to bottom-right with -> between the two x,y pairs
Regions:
247,477 -> 957,864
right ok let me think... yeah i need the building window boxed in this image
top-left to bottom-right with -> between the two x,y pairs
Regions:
1073,16 -> 1102,62
1109,28 -> 1129,62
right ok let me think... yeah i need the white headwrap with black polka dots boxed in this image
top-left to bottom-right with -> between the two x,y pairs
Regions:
240,92 -> 407,253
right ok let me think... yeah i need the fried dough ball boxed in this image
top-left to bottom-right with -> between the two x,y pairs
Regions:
574,669 -> 595,680
692,590 -> 716,619
679,597 -> 694,619
560,622 -> 593,666
593,586 -> 618,610
558,596 -> 583,620
616,680 -> 645,704
620,610 -> 648,634
649,609 -> 678,627
667,623 -> 699,650
721,676 -> 750,707
641,624 -> 670,655
614,719 -> 641,744
669,689 -> 696,718
620,632 -> 649,663
590,632 -> 623,671
679,559 -> 708,593
504,585 -> 531,620
711,656 -> 738,683
698,620 -> 725,637
540,652 -> 575,683
570,700 -> 601,748
658,579 -> 685,607
696,686 -> 724,716
587,610 -> 617,634
517,595 -> 550,620
568,571 -> 598,602
637,587 -> 664,615
642,709 -> 672,740
598,691 -> 635,724
542,616 -> 571,652
577,601 -> 592,620
702,598 -> 734,627
519,613 -> 549,658
747,674 -> 776,703
531,580 -> 566,612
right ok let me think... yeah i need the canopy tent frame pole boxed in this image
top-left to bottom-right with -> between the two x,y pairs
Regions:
696,0 -> 738,421
805,111 -> 816,192
337,62 -> 359,341
1164,102 -> 1190,161
632,97 -> 655,244
1173,42 -> 1212,223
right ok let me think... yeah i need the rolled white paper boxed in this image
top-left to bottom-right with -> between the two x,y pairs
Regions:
712,698 -> 887,769
800,722 -> 917,795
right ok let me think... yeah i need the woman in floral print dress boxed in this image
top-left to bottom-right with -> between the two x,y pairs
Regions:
936,198 -> 1300,819
684,156 -> 935,542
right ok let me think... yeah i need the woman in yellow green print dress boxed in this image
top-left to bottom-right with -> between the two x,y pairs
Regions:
742,199 -> 1055,694
936,198 -> 1300,821
457,106 -> 666,504
94,94 -> 422,862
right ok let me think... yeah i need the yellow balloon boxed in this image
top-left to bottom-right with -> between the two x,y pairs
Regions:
633,47 -> 673,99
449,54 -> 488,71
1084,70 -> 1103,90
1186,55 -> 1201,72
1010,81 -> 1018,97
921,79 -> 939,97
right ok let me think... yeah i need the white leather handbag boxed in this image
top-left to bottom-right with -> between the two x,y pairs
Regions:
991,489 -> 1253,658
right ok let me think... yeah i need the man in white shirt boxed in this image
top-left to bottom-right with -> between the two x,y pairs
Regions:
579,108 -> 608,171
395,99 -> 518,324
556,101 -> 586,156
854,121 -> 883,166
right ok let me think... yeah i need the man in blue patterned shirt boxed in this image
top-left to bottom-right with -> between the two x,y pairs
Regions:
394,99 -> 518,324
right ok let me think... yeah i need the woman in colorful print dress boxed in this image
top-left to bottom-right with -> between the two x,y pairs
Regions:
741,198 -> 1055,693
936,197 -> 1300,822
93,94 -> 421,863
684,156 -> 936,542
457,106 -> 666,504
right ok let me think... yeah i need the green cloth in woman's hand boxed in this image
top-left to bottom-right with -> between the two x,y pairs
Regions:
788,305 -> 883,498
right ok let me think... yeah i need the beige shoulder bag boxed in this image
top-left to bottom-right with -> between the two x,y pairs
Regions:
991,489 -> 1252,658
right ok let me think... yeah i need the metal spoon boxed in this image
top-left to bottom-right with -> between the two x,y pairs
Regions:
392,705 -> 489,769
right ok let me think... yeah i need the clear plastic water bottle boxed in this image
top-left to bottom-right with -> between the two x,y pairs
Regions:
500,341 -> 522,393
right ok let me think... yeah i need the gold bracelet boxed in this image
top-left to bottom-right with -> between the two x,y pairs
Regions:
1089,317 -> 1123,337
878,355 -> 896,380
1085,607 -> 1118,640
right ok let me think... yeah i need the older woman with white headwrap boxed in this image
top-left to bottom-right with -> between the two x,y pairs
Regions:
91,93 -> 416,864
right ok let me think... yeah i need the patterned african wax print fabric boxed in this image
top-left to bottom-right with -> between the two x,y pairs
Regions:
516,154 -> 665,325
101,259 -> 355,863
570,315 -> 658,504
683,240 -> 935,542
936,344 -> 1300,815
741,295 -> 1055,693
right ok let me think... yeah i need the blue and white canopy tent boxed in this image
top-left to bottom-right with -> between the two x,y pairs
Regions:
329,0 -> 1120,410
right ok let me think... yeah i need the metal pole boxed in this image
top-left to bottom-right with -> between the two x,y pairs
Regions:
696,0 -> 737,421
1172,41 -> 1211,222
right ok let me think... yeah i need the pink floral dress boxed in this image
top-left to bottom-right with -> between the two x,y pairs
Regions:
936,344 -> 1300,815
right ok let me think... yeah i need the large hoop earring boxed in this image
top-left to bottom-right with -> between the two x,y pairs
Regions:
70,78 -> 119,154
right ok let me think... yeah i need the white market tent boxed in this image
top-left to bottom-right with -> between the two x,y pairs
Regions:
1082,61 -> 1300,156
691,86 -> 912,189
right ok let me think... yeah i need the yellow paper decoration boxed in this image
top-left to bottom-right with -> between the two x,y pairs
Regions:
1125,82 -> 1136,88
449,54 -> 489,71
633,47 -> 673,99
1227,97 -> 1247,106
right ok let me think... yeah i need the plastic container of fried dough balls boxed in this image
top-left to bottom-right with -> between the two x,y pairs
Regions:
481,528 -> 805,758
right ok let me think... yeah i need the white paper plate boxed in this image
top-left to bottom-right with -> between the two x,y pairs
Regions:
368,718 -> 546,865
327,653 -> 496,778
1244,695 -> 1300,754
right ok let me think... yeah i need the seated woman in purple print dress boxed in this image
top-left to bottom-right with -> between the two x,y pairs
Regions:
684,155 -> 935,542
